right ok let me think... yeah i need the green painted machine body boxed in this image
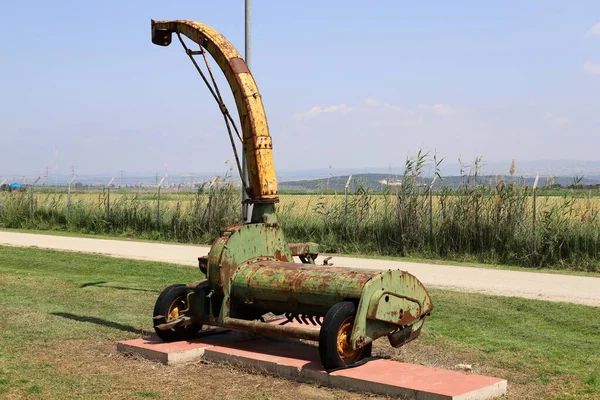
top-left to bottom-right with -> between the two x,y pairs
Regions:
183,217 -> 433,349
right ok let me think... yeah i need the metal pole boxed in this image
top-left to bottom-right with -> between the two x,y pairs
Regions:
30,186 -> 34,218
67,175 -> 77,220
106,177 -> 115,218
245,0 -> 252,69
429,187 -> 433,241
532,174 -> 539,255
428,176 -> 437,244
157,176 -> 166,225
242,0 -> 252,223
30,177 -> 41,218
68,183 -> 71,220
344,175 -> 352,223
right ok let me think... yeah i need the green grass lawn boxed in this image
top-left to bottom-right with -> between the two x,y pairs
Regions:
0,246 -> 598,399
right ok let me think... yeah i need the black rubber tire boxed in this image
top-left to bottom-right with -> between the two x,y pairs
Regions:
319,301 -> 372,371
153,283 -> 200,342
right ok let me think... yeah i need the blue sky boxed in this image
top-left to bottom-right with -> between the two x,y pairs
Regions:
1,1 -> 599,179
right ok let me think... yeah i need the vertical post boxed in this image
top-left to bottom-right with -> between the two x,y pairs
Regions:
204,177 -> 218,231
157,176 -> 166,226
29,177 -> 41,218
344,175 -> 352,229
67,175 -> 77,220
428,176 -> 437,244
29,186 -> 33,217
106,177 -> 115,218
242,0 -> 252,223
0,179 -> 5,214
532,174 -> 539,254
429,186 -> 433,241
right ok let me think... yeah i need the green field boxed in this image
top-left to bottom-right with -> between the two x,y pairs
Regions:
0,246 -> 598,399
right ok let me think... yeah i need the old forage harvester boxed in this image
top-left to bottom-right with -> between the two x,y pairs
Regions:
150,19 -> 433,371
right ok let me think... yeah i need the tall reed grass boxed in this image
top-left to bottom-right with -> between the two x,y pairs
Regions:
1,154 -> 599,272
0,180 -> 239,243
279,153 -> 600,272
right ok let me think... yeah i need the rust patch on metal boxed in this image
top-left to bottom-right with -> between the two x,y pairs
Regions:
274,249 -> 289,262
230,57 -> 250,74
222,317 -> 320,341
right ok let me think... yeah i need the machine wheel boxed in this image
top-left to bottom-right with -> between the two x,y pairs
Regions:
319,301 -> 372,371
153,284 -> 200,342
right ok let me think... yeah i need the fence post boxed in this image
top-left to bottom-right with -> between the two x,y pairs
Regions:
532,174 -> 539,255
29,177 -> 41,218
0,179 -> 6,215
157,176 -> 166,226
67,175 -> 77,220
428,176 -> 437,245
106,177 -> 115,219
203,177 -> 218,231
429,186 -> 433,241
344,175 -> 352,229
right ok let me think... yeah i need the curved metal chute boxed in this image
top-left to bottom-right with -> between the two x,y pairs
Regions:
151,19 -> 278,203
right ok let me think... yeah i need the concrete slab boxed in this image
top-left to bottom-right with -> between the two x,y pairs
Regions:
117,328 -> 253,364
118,329 -> 507,400
118,336 -> 214,364
330,359 -> 507,400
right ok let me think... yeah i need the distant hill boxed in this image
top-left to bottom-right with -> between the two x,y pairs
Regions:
276,160 -> 600,181
280,174 -> 400,192
279,173 -> 600,192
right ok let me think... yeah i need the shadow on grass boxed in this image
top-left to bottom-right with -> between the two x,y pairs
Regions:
50,312 -> 142,334
80,281 -> 159,293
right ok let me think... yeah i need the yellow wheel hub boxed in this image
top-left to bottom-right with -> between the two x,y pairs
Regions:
336,317 -> 363,364
167,297 -> 185,321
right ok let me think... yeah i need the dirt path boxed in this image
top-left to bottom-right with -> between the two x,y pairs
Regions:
1,231 -> 598,306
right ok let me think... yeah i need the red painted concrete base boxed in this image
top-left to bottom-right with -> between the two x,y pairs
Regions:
118,330 -> 507,400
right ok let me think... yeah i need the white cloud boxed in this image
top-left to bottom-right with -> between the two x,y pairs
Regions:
364,97 -> 381,106
363,97 -> 402,110
544,112 -> 569,125
583,62 -> 600,76
295,104 -> 355,118
432,104 -> 459,116
585,22 -> 600,39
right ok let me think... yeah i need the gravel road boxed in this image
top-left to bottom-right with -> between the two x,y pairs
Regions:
1,231 -> 598,306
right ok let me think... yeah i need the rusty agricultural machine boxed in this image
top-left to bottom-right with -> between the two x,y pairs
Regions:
150,20 -> 433,371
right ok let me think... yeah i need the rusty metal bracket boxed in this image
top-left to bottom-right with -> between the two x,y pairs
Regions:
155,316 -> 193,331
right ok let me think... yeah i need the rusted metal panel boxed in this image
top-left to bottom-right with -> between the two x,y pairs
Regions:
350,269 -> 433,349
231,260 -> 375,313
288,242 -> 320,257
229,57 -> 250,74
206,223 -> 294,294
367,291 -> 423,326
388,319 -> 425,348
